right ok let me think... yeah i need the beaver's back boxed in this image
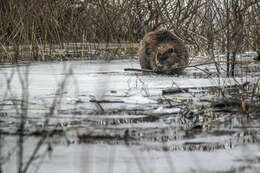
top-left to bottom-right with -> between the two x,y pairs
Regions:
138,30 -> 189,73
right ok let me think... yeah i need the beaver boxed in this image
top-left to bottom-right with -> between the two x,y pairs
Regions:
138,30 -> 189,74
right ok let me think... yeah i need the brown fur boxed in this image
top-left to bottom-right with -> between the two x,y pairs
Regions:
138,30 -> 189,74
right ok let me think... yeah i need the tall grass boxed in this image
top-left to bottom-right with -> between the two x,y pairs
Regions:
0,0 -> 259,70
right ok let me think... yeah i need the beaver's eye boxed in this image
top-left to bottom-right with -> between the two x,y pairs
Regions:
158,55 -> 167,61
145,49 -> 151,55
168,48 -> 174,53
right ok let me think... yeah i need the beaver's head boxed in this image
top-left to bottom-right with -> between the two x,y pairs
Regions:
155,44 -> 180,73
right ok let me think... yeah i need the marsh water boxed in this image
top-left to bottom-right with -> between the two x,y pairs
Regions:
0,55 -> 260,173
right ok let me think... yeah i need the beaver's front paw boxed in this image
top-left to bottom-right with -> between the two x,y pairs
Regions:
170,64 -> 183,74
154,63 -> 164,72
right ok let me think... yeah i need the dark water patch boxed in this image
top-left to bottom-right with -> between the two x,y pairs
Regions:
84,115 -> 160,126
76,125 -> 185,145
209,130 -> 238,136
155,142 -> 228,152
0,128 -> 65,137
59,106 -> 160,116
77,129 -> 131,143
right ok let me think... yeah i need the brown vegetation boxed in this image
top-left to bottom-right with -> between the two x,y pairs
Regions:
138,30 -> 189,74
255,8 -> 260,60
0,0 -> 259,71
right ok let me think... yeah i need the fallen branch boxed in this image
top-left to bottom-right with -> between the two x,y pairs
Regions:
124,68 -> 154,72
124,61 -> 217,73
89,99 -> 124,103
